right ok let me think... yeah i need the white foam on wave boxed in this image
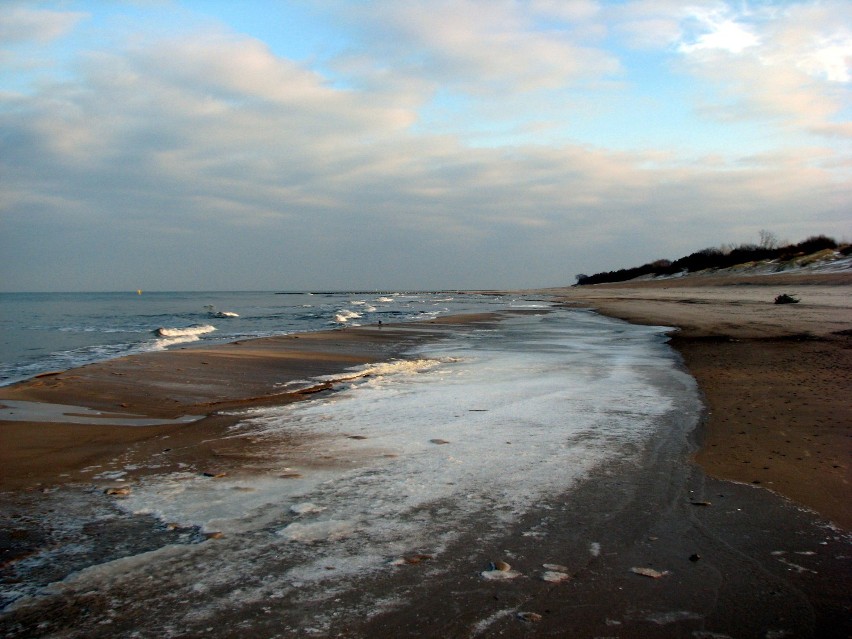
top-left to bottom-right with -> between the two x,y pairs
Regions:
58,325 -> 148,334
329,357 -> 449,385
333,310 -> 362,323
264,357 -> 454,397
152,324 -> 216,349
154,324 -> 216,338
48,310 -> 700,632
508,302 -> 549,309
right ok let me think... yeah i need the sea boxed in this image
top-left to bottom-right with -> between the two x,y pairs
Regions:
0,290 -> 705,637
0,290 -> 522,387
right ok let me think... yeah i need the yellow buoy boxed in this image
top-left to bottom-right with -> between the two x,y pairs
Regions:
137,289 -> 142,295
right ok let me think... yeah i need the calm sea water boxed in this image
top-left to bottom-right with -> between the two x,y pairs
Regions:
0,290 -> 526,386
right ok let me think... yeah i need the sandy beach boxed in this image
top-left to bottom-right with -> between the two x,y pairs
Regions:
1,279 -> 850,638
547,271 -> 852,530
0,314 -> 497,490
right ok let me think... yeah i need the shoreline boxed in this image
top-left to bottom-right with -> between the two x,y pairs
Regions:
0,313 -> 505,491
2,277 -> 849,525
546,271 -> 852,530
1,285 -> 850,637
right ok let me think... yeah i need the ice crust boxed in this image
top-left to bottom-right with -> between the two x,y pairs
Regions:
27,309 -> 699,633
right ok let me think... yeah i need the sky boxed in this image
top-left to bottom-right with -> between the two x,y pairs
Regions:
1,0 -> 850,292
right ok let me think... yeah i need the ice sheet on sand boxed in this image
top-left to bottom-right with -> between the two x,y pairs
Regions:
289,502 -> 326,515
121,472 -> 332,534
71,309 -> 699,632
481,568 -> 523,580
123,307 -> 692,546
277,520 -> 357,542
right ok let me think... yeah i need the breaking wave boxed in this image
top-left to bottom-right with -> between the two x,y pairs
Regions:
152,324 -> 217,349
154,325 -> 217,338
334,310 -> 362,324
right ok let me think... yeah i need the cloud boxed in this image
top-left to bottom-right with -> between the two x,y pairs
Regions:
612,0 -> 692,49
617,1 -> 851,138
327,0 -> 620,94
757,3 -> 852,84
677,6 -> 759,54
0,4 -> 85,44
1,3 -> 849,291
530,0 -> 603,22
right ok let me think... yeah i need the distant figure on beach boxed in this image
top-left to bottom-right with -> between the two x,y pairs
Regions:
378,320 -> 383,328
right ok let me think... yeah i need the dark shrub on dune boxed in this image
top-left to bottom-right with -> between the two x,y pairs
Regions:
784,235 -> 837,257
576,234 -> 841,286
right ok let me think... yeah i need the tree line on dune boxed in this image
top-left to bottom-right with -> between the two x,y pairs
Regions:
575,234 -> 849,286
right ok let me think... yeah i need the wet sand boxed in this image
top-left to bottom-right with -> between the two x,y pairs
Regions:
546,271 -> 852,530
0,315 -> 498,491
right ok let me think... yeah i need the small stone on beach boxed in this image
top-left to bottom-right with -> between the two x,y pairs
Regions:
389,554 -> 433,566
429,438 -> 450,445
631,566 -> 669,579
541,571 -> 571,583
517,612 -> 542,623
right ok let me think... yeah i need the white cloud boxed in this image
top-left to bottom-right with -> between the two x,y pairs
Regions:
759,6 -> 852,84
799,35 -> 852,83
3,29 -> 845,287
530,0 -> 603,22
1,2 -> 849,291
612,0 -> 697,48
0,5 -> 85,44
678,6 -> 759,54
617,1 -> 851,137
329,0 -> 621,94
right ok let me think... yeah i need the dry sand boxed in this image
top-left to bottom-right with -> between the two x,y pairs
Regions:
547,272 -> 852,530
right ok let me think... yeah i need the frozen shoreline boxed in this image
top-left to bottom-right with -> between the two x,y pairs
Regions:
0,309 -> 709,634
548,271 -> 852,530
1,286 -> 850,637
